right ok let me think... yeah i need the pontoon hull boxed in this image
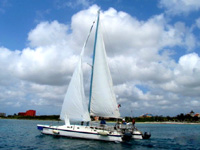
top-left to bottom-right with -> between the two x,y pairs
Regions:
37,124 -> 122,142
132,130 -> 143,139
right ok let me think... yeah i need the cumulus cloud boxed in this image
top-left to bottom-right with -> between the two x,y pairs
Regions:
161,22 -> 197,51
196,18 -> 200,29
1,5 -> 200,116
160,52 -> 200,97
175,53 -> 200,88
73,7 -> 197,55
28,21 -> 69,47
159,0 -> 200,15
14,46 -> 78,85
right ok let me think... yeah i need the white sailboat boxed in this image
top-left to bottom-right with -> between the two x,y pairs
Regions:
37,10 -> 150,142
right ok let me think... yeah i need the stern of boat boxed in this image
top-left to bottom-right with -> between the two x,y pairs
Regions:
37,124 -> 44,130
132,129 -> 151,139
37,124 -> 51,131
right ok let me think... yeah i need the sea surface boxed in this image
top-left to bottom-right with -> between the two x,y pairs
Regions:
0,119 -> 200,150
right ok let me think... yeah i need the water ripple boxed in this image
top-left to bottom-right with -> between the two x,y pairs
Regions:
1,120 -> 200,150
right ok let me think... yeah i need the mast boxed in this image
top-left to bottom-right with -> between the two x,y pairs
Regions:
88,10 -> 100,113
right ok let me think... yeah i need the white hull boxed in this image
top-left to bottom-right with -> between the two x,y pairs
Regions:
119,124 -> 143,140
37,124 -> 122,142
132,130 -> 143,139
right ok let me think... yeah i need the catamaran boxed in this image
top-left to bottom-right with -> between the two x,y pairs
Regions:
37,10 -> 150,142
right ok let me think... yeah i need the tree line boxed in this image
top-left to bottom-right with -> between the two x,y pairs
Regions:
125,113 -> 200,122
5,115 -> 60,120
2,112 -> 199,123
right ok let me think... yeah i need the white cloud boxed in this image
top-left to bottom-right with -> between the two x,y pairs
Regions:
178,53 -> 200,72
175,53 -> 200,88
196,18 -> 200,29
101,12 -> 165,54
160,52 -> 200,97
191,100 -> 200,106
161,22 -> 197,51
1,5 -> 200,116
28,21 -> 69,47
159,0 -> 200,15
14,46 -> 78,85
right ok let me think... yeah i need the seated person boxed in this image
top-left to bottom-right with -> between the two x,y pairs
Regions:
81,121 -> 84,125
122,119 -> 126,125
115,121 -> 121,129
100,118 -> 106,127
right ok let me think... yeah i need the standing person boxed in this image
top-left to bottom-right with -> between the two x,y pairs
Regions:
132,119 -> 135,127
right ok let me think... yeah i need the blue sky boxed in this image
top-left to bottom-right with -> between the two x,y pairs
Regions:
1,0 -> 161,50
1,0 -> 199,58
1,0 -> 200,117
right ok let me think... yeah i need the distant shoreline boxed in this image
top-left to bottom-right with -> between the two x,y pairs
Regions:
1,118 -> 200,125
0,118 -> 60,121
137,121 -> 200,125
0,115 -> 60,121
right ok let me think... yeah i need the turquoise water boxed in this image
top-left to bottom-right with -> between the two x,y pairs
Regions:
0,119 -> 200,150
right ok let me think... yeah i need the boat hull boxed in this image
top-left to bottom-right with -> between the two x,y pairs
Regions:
37,124 -> 122,142
132,130 -> 151,139
132,130 -> 143,139
119,125 -> 144,140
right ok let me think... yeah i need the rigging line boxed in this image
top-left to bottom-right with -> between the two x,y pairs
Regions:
85,21 -> 95,46
81,21 -> 96,56
80,20 -> 96,102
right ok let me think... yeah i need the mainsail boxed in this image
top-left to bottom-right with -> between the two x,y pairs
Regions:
89,11 -> 120,118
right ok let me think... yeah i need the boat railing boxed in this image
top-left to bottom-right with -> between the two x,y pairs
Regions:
89,121 -> 135,132
89,125 -> 113,130
117,124 -> 134,130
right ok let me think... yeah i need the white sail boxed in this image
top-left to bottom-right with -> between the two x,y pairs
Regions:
60,47 -> 90,123
90,16 -> 120,118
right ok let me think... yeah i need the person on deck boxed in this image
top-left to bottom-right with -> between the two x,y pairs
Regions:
100,118 -> 106,127
132,119 -> 135,128
122,119 -> 126,125
81,121 -> 84,125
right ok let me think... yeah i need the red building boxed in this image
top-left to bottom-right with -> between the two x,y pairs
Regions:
18,112 -> 26,116
25,110 -> 36,116
18,110 -> 36,116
